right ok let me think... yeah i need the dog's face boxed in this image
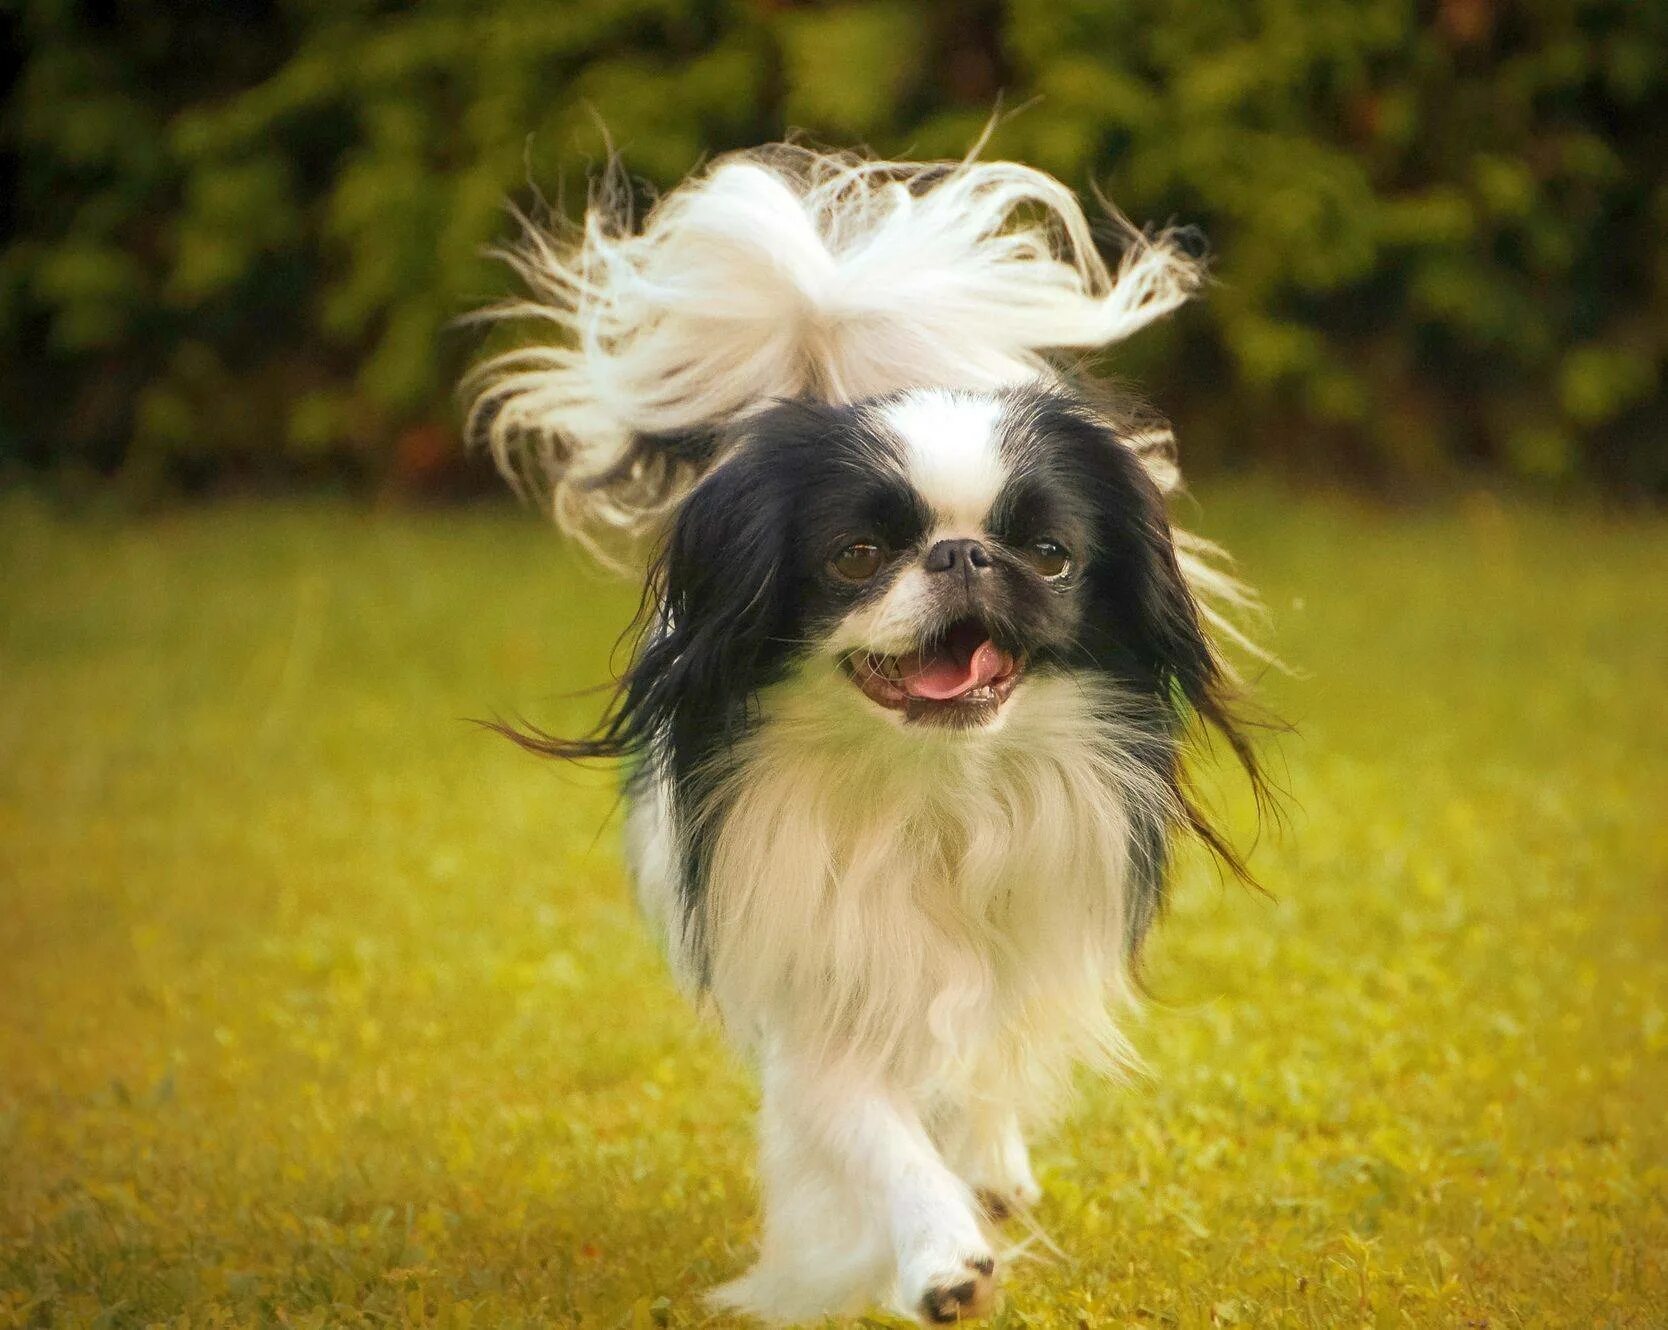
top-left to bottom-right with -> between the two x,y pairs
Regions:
645,386 -> 1218,755
795,391 -> 1095,730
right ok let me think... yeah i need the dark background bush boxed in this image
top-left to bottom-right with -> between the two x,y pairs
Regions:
3,0 -> 1664,497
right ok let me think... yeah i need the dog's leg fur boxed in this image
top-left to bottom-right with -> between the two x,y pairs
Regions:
714,1038 -> 999,1324
709,1046 -> 885,1322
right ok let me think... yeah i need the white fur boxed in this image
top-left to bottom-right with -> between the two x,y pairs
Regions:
881,390 -> 1009,533
710,1039 -> 995,1323
824,561 -> 941,662
468,143 -> 1202,549
627,666 -> 1178,1320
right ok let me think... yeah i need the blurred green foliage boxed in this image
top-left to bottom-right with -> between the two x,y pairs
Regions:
2,0 -> 1665,492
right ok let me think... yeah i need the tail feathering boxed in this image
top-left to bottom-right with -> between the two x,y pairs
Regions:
465,143 -> 1204,552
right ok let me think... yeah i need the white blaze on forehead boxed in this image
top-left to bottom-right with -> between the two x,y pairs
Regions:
879,390 -> 1009,533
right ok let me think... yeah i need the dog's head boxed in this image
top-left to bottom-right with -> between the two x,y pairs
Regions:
639,386 -> 1224,749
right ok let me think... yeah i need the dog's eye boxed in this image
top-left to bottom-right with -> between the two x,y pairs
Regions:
830,541 -> 885,582
1023,539 -> 1071,579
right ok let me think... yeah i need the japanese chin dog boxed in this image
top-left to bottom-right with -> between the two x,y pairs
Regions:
466,143 -> 1265,1325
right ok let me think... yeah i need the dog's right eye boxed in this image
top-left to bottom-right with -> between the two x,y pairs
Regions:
830,541 -> 885,582
1022,538 -> 1072,579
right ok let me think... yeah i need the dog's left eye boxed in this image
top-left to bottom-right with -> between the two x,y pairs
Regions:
1023,539 -> 1072,579
830,541 -> 886,582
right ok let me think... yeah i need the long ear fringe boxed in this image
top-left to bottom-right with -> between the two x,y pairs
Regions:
1059,381 -> 1278,686
463,141 -> 1203,554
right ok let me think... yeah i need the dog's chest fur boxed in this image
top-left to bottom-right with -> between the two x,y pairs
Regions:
629,667 -> 1177,1111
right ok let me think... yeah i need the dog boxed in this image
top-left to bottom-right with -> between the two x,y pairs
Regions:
467,144 -> 1264,1325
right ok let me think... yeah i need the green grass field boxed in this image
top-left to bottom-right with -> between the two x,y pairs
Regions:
2,488 -> 1664,1329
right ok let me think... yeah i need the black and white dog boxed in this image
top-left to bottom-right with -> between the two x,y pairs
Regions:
469,146 -> 1263,1325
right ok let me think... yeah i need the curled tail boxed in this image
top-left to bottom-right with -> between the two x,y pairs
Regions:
465,143 -> 1204,550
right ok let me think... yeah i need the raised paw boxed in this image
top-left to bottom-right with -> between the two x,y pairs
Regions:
917,1255 -> 997,1324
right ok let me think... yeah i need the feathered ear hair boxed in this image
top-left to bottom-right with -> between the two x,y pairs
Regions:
464,141 -> 1205,554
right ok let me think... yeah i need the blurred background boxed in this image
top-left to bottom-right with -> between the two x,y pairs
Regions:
4,5 -> 1666,1327
3,0 -> 1666,499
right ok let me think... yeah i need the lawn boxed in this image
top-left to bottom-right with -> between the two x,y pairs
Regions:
1,486 -> 1664,1329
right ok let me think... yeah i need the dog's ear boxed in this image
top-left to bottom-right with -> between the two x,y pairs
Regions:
1066,405 -> 1271,880
482,441 -> 795,773
1033,403 -> 1217,710
643,445 -> 798,769
493,409 -> 815,772
1090,442 -> 1216,711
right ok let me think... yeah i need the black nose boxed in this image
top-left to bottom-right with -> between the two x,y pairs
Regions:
923,538 -> 992,575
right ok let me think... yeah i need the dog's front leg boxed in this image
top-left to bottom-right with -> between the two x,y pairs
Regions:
771,1043 -> 998,1324
710,1043 -> 885,1323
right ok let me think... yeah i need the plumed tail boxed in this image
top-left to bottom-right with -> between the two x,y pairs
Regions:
465,143 -> 1203,550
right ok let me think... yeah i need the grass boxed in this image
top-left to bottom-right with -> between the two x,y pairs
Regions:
1,485 -> 1664,1329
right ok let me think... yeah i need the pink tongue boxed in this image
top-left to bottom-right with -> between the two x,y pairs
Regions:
899,639 -> 1009,701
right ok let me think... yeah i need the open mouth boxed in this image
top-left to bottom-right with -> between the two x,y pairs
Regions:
843,618 -> 1023,726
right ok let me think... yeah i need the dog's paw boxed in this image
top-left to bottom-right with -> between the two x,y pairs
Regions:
911,1253 -> 997,1324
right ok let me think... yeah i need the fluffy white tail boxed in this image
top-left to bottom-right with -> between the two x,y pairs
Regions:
467,143 -> 1203,547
